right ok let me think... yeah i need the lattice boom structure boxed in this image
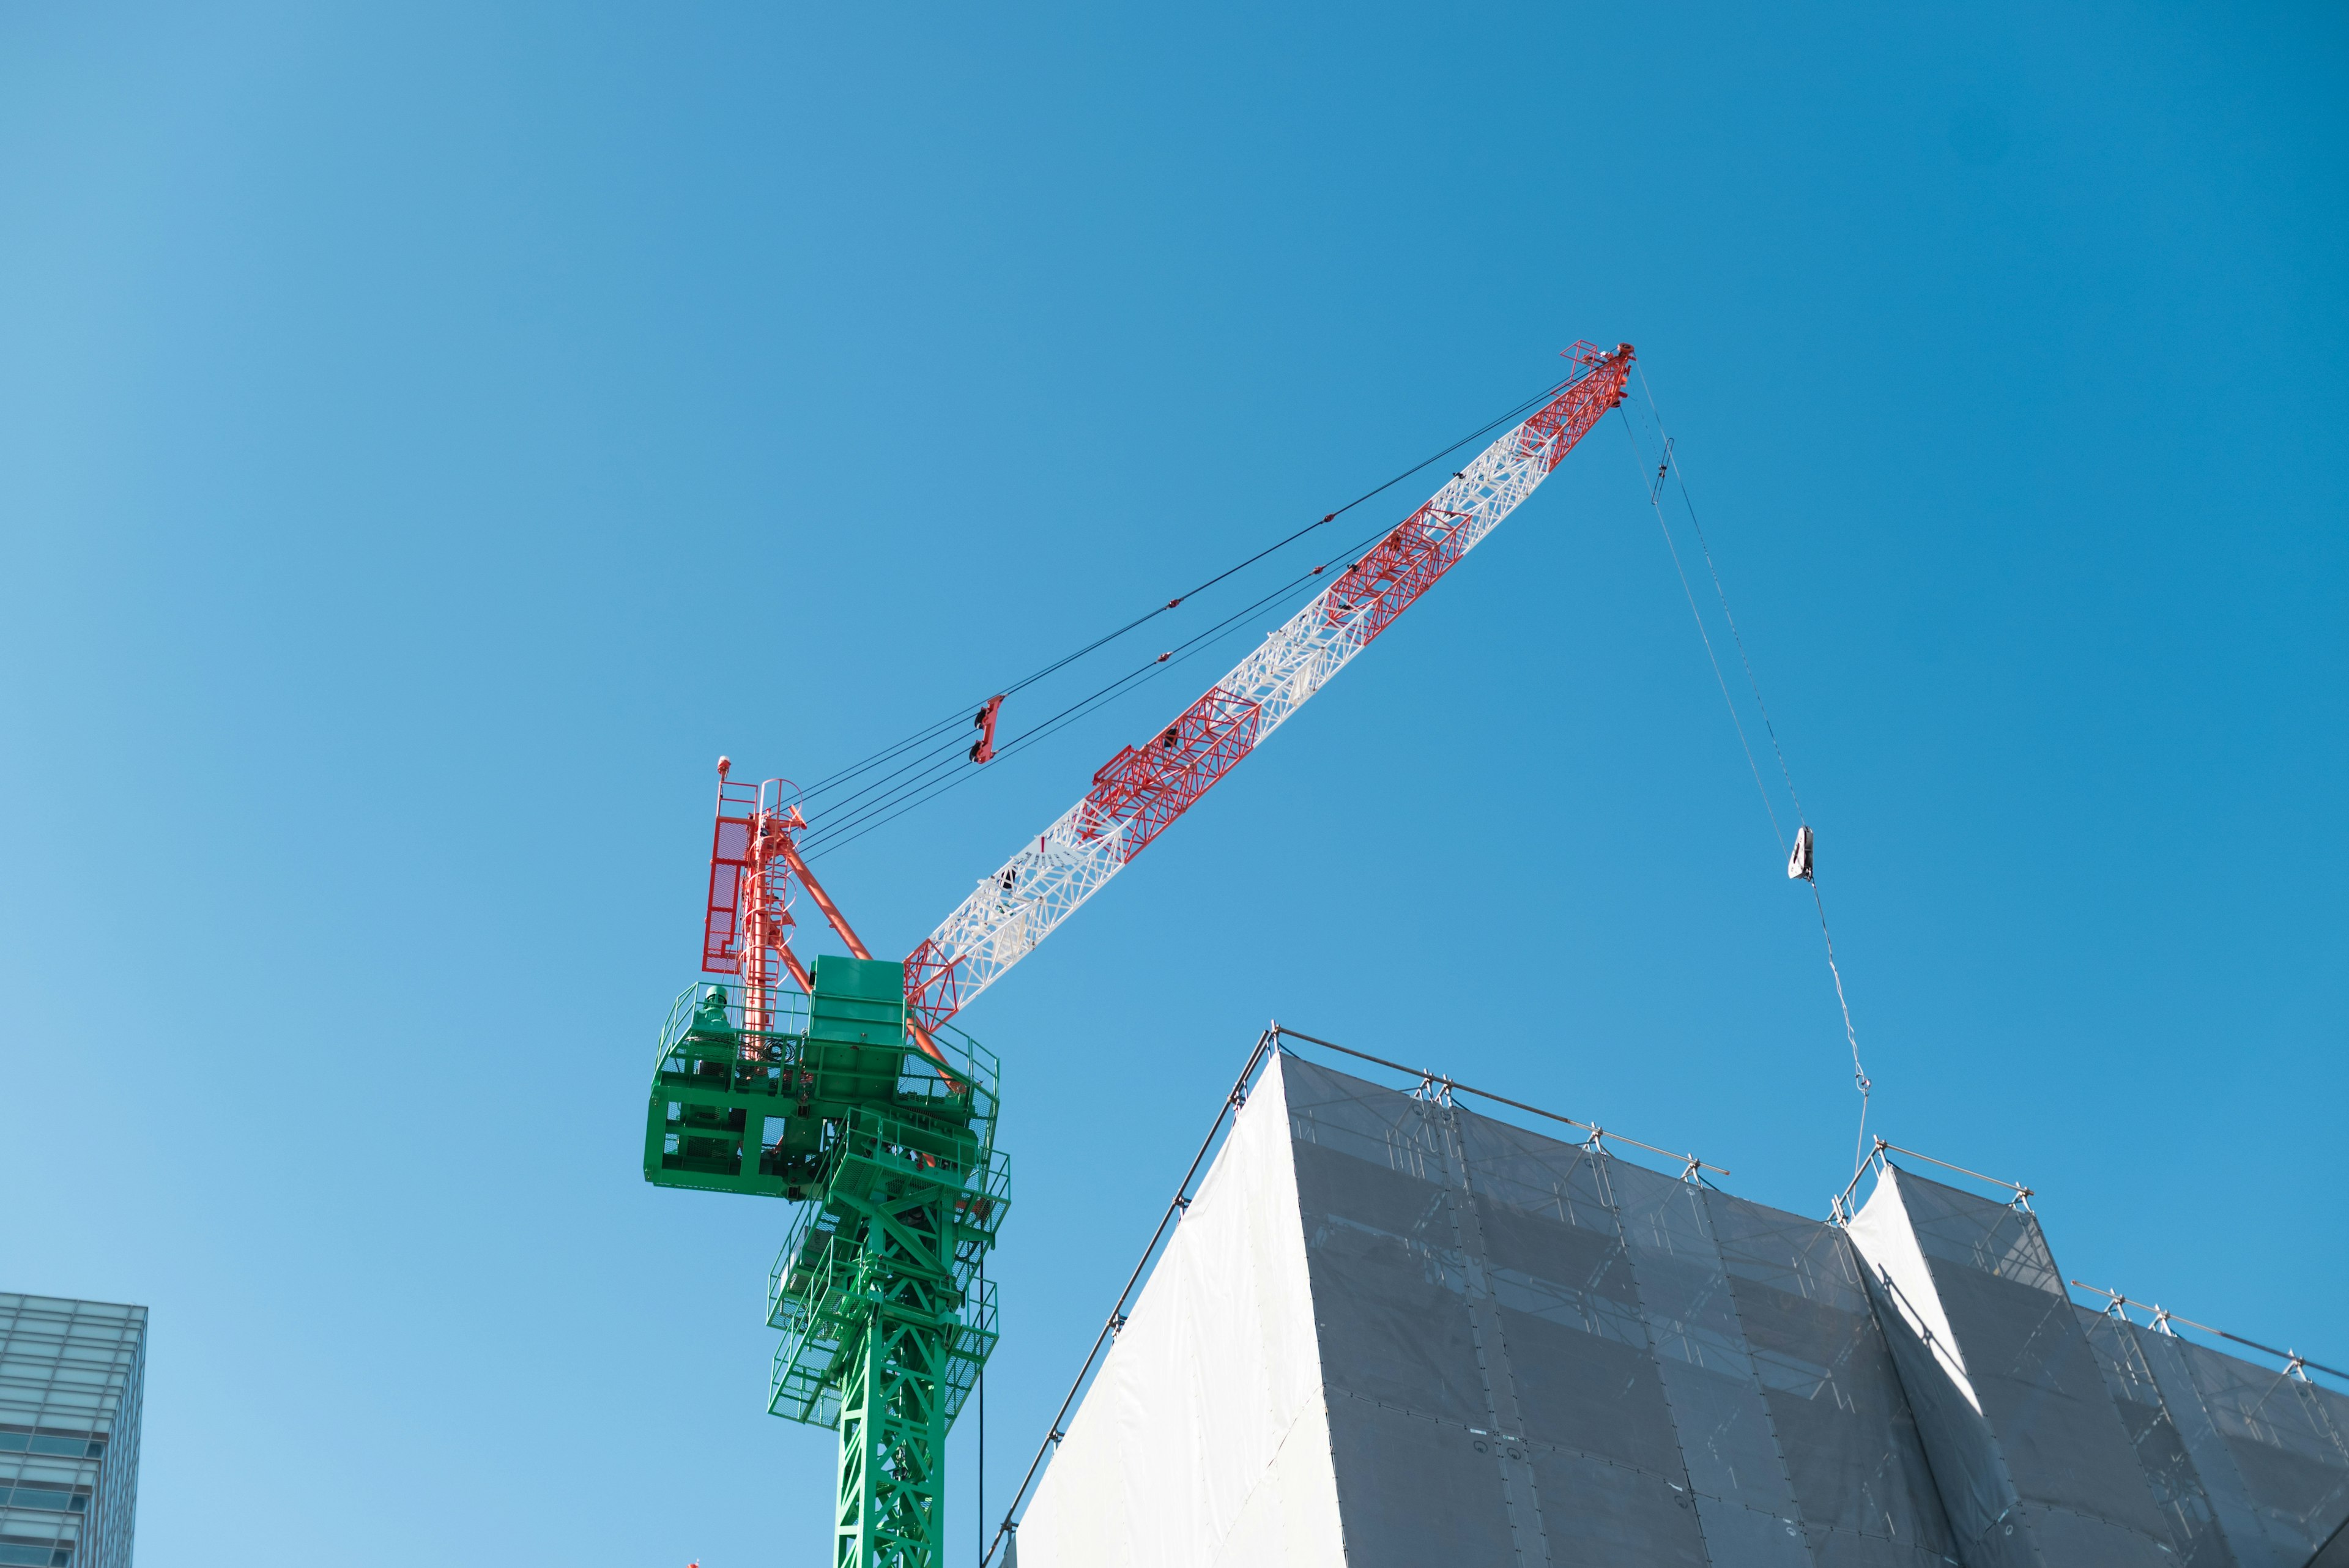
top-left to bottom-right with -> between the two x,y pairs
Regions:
905,343 -> 1633,1031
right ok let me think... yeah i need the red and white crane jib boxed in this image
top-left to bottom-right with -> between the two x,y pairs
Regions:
902,341 -> 1635,1031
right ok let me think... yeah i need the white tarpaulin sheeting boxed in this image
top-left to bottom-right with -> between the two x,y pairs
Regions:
1020,1053 -> 1346,1568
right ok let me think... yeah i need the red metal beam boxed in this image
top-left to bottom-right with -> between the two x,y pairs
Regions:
776,833 -> 871,960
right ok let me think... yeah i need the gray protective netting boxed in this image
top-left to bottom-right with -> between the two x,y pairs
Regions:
2134,1323 -> 2349,1566
1872,1170 -> 2178,1567
1855,1262 -> 2025,1568
1704,1189 -> 1953,1565
1860,1167 -> 2349,1568
2073,1302 -> 2240,1567
1281,1056 -> 1961,1567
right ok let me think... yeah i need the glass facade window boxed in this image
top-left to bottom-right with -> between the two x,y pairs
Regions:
0,1296 -> 146,1568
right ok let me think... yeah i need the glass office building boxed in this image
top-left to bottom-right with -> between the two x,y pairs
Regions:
0,1295 -> 145,1568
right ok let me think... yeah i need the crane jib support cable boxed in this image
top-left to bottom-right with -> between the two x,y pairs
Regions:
902,342 -> 1636,1031
796,366 -> 1590,814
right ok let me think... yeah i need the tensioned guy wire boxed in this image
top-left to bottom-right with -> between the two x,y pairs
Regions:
805,565 -> 1320,858
1616,379 -> 1875,1176
795,373 -> 1594,858
821,480 -> 1472,859
793,373 -> 1586,813
800,507 -> 1406,861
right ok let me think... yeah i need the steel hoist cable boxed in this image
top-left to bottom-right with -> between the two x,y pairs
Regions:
1616,373 -> 1874,1175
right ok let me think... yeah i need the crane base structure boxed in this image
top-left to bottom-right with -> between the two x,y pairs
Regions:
645,953 -> 1008,1568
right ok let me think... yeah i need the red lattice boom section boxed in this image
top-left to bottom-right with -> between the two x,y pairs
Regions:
1077,685 -> 1265,863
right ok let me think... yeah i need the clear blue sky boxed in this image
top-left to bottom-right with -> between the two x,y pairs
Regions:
3,4 -> 2342,1563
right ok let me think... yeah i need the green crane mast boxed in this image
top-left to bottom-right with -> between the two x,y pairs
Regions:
643,769 -> 1006,1568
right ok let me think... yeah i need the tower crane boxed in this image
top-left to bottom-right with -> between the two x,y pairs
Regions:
640,341 -> 1635,1568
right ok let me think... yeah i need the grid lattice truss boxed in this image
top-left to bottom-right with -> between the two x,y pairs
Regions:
1847,1167 -> 2349,1568
1017,1056 -> 2349,1568
912,360 -> 1616,1020
0,1295 -> 146,1568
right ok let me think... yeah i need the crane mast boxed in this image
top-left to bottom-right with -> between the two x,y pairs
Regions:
904,340 -> 1633,1033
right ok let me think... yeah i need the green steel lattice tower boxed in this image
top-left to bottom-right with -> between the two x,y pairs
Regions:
644,953 -> 1008,1568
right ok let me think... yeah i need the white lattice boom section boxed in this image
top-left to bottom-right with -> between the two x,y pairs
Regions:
904,343 -> 1635,1030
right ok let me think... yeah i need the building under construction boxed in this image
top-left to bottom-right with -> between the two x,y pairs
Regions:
1008,1044 -> 2349,1568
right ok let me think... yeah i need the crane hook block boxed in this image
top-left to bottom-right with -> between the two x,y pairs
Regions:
1787,824 -> 1815,882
